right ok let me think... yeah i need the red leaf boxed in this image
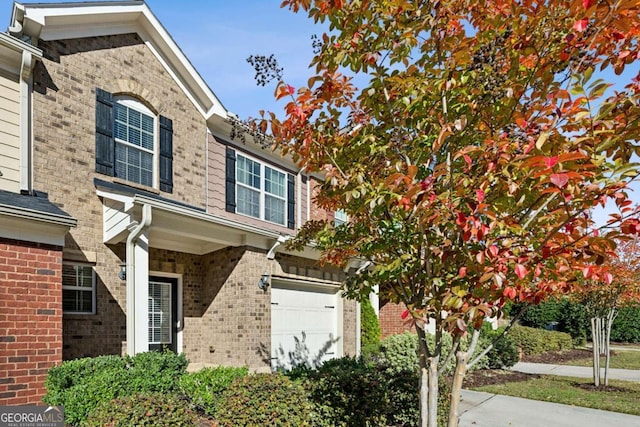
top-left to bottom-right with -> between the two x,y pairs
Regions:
476,189 -> 485,204
489,245 -> 499,258
550,173 -> 569,188
604,272 -> 613,285
459,266 -> 467,278
401,309 -> 410,320
573,18 -> 588,32
544,156 -> 558,168
463,154 -> 472,170
515,264 -> 527,279
582,0 -> 594,9
503,286 -> 517,300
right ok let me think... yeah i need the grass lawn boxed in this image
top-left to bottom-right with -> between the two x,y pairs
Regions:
471,375 -> 640,416
560,350 -> 640,370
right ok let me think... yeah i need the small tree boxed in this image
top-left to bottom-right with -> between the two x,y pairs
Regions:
360,297 -> 381,353
573,237 -> 640,386
242,1 -> 640,426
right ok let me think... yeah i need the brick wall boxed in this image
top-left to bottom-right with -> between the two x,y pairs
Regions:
31,34 -> 208,359
379,302 -> 413,338
0,238 -> 63,405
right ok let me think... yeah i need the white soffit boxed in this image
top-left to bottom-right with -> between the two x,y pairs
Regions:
12,1 -> 227,119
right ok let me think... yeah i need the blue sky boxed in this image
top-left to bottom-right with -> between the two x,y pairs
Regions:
0,0 -> 320,120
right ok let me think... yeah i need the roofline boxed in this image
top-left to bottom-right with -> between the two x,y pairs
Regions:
11,1 -> 228,119
0,203 -> 77,227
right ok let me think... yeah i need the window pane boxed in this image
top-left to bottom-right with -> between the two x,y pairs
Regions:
265,167 -> 285,197
265,195 -> 285,225
237,156 -> 260,189
114,101 -> 155,187
237,186 -> 260,218
148,282 -> 171,344
62,265 -> 94,313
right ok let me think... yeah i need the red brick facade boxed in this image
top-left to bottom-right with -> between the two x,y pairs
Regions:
0,238 -> 63,405
379,302 -> 413,338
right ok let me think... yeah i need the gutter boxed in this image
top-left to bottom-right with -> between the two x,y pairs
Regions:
132,194 -> 283,240
0,204 -> 77,227
125,203 -> 152,356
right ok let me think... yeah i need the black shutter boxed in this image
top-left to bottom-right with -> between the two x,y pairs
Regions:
95,88 -> 114,176
225,147 -> 236,213
159,116 -> 173,193
287,174 -> 295,229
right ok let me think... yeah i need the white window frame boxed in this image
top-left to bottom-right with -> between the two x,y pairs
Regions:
62,263 -> 96,315
113,97 -> 157,188
334,209 -> 348,226
236,153 -> 288,226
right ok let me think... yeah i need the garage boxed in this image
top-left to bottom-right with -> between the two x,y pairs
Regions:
270,280 -> 341,370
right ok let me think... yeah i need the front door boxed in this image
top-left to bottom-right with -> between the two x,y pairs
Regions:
148,276 -> 178,352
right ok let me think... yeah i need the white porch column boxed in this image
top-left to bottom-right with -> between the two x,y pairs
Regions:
133,230 -> 150,354
370,285 -> 380,316
125,204 -> 152,356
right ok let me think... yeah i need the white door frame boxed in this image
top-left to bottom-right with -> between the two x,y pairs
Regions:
149,270 -> 183,354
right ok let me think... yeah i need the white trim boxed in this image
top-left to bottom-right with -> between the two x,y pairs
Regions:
0,215 -> 68,246
12,1 -> 227,120
62,262 -> 96,315
0,203 -> 77,227
236,152 -> 289,227
149,270 -> 183,354
113,98 -> 157,188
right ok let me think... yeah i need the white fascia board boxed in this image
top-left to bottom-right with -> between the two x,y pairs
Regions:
132,194 -> 284,241
14,1 -> 226,119
0,32 -> 42,76
0,204 -> 77,228
0,214 -> 69,246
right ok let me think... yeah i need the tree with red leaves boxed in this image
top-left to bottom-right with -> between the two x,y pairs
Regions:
573,236 -> 640,387
244,1 -> 640,425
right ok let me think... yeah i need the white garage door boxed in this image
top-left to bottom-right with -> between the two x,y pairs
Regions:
271,282 -> 339,370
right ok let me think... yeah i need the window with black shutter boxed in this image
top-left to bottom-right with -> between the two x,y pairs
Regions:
95,89 -> 173,193
225,148 -> 295,228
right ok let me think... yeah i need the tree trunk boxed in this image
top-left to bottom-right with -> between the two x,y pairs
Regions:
447,350 -> 469,427
591,317 -> 600,387
416,326 -> 439,427
604,309 -> 617,387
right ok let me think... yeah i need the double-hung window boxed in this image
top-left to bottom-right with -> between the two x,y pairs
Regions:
114,99 -> 155,187
334,209 -> 348,226
236,153 -> 287,226
95,88 -> 174,193
62,263 -> 96,314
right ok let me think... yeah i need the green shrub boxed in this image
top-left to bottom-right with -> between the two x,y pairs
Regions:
178,366 -> 248,416
610,306 -> 640,343
84,393 -> 196,427
509,325 -> 573,355
294,357 -> 389,427
555,299 -> 589,345
378,332 -> 419,375
377,331 -> 489,376
43,351 -> 188,426
517,300 -> 562,330
217,373 -> 313,427
479,324 -> 519,369
127,350 -> 188,394
361,298 -> 381,351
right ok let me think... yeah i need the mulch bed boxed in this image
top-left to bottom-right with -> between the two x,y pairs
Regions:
464,348 -> 615,389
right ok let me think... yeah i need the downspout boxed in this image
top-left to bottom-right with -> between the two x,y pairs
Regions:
19,50 -> 35,193
126,204 -> 152,356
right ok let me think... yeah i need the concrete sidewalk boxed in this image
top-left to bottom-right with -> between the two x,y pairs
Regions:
512,362 -> 640,382
459,389 -> 640,427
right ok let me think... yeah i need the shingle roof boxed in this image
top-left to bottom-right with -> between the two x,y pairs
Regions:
0,189 -> 76,224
